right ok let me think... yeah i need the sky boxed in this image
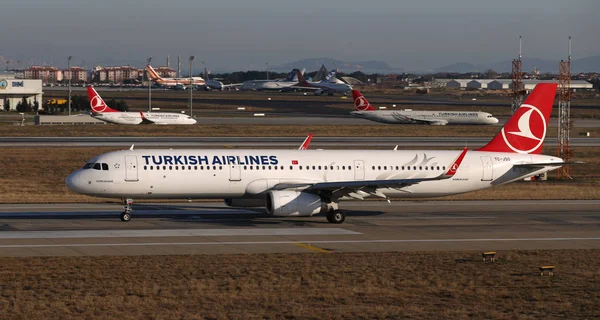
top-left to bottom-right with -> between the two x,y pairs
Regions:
0,0 -> 598,72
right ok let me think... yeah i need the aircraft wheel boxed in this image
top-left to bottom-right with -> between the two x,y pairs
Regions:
120,212 -> 131,222
326,210 -> 345,224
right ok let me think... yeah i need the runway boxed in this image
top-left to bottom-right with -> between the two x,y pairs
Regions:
0,200 -> 598,256
1,136 -> 598,147
193,116 -> 600,128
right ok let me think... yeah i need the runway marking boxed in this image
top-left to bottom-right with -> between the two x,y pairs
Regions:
1,237 -> 600,248
0,228 -> 360,239
294,243 -> 332,253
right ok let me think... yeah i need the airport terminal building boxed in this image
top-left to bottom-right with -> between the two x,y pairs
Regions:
0,73 -> 43,111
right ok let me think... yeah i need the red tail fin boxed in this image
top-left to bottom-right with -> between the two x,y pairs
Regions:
87,86 -> 120,113
478,83 -> 557,154
296,70 -> 309,85
352,90 -> 376,111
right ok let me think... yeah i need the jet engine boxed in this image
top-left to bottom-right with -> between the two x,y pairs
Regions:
430,120 -> 448,126
313,89 -> 324,96
224,198 -> 264,208
265,191 -> 329,217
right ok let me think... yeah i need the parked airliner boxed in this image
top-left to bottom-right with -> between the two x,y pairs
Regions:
240,68 -> 306,91
351,90 -> 498,125
87,87 -> 196,125
290,70 -> 352,95
67,84 -> 566,223
146,64 -> 205,87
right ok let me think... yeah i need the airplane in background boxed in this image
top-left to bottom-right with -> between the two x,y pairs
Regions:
240,68 -> 306,91
351,90 -> 499,125
67,84 -> 567,223
291,69 -> 352,95
146,65 -> 205,88
87,86 -> 197,125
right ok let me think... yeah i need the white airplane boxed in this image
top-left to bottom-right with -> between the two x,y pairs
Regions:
87,86 -> 197,125
146,64 -> 205,88
67,84 -> 567,223
291,69 -> 352,95
240,68 -> 306,91
351,90 -> 499,125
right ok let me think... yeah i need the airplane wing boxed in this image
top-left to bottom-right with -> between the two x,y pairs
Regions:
273,148 -> 468,200
512,161 -> 583,169
139,111 -> 156,125
391,114 -> 448,125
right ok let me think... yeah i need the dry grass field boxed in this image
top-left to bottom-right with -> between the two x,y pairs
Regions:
0,147 -> 598,204
1,123 -> 600,138
0,250 -> 599,319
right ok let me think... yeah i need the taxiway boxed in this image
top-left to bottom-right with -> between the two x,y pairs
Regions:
0,200 -> 598,257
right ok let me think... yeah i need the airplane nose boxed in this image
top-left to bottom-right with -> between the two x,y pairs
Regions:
65,171 -> 86,194
492,117 -> 499,124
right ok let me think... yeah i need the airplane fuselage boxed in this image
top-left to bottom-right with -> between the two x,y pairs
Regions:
351,110 -> 499,125
92,112 -> 197,125
66,149 -> 561,200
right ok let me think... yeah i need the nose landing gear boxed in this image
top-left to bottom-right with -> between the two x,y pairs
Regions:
121,198 -> 133,222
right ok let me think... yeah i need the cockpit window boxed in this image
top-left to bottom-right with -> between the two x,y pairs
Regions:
102,163 -> 109,170
83,163 -> 94,169
92,163 -> 101,170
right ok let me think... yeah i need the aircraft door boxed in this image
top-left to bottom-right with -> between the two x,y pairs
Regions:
229,163 -> 241,181
353,160 -> 365,180
125,155 -> 139,182
480,156 -> 493,181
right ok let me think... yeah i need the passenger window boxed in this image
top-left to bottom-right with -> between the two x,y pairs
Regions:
92,163 -> 101,170
289,166 -> 293,170
342,166 -> 345,170
219,166 -> 222,170
169,166 -> 173,170
175,166 -> 179,170
384,166 -> 387,170
102,163 -> 109,171
318,166 -> 322,170
163,166 -> 166,170
378,166 -> 381,170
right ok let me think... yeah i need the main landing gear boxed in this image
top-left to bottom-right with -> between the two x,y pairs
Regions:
326,209 -> 345,224
121,198 -> 133,222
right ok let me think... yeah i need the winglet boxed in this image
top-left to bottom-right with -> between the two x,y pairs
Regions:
139,111 -> 154,124
299,134 -> 313,150
443,148 -> 468,177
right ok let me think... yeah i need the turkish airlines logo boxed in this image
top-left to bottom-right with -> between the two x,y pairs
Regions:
354,96 -> 369,110
501,104 -> 546,154
90,96 -> 108,113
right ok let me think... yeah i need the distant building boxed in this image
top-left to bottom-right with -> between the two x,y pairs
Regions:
446,79 -> 471,89
62,66 -> 88,82
0,72 -> 43,111
95,66 -> 142,83
487,79 -> 512,90
24,66 -> 62,83
466,79 -> 494,89
153,66 -> 176,78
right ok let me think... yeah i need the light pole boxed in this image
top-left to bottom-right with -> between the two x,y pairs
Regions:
266,62 -> 269,80
189,55 -> 195,117
68,56 -> 72,116
147,57 -> 152,112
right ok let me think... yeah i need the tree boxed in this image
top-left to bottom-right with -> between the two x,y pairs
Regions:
3,99 -> 9,112
32,98 -> 39,112
484,69 -> 498,79
16,97 -> 31,112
